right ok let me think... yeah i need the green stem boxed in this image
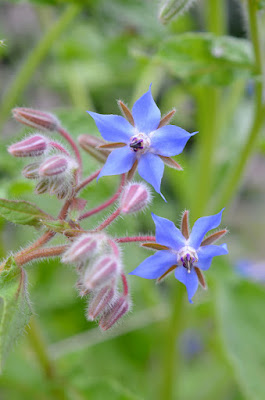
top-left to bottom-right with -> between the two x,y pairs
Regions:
160,284 -> 185,400
27,317 -> 66,400
0,5 -> 80,129
215,0 -> 264,210
191,0 -> 226,220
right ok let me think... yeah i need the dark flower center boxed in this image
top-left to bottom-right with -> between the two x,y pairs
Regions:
129,137 -> 144,152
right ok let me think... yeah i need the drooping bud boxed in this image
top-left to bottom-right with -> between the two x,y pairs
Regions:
99,295 -> 130,331
78,134 -> 110,163
159,0 -> 198,24
12,107 -> 60,132
120,182 -> 151,214
62,233 -> 104,265
39,155 -> 77,177
87,285 -> 116,320
35,179 -> 50,194
8,134 -> 49,157
22,162 -> 40,179
84,255 -> 120,291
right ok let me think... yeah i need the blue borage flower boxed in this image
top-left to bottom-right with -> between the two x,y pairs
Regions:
129,209 -> 228,303
87,85 -> 197,199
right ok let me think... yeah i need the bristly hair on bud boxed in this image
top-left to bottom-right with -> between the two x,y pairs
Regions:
39,155 -> 78,177
22,162 -> 41,180
87,285 -> 116,321
8,134 -> 49,157
99,295 -> 130,331
120,182 -> 151,214
12,107 -> 60,132
62,233 -> 106,265
159,0 -> 198,24
83,255 -> 121,291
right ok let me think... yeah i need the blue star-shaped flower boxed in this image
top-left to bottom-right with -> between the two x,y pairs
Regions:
87,85 -> 197,198
129,209 -> 228,303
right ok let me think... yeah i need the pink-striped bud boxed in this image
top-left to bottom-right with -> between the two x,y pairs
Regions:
87,285 -> 116,320
62,233 -> 104,264
35,179 -> 50,194
120,182 -> 151,214
84,256 -> 120,291
8,134 -> 49,157
22,162 -> 40,179
99,295 -> 130,331
39,155 -> 77,177
78,134 -> 110,163
12,107 -> 60,132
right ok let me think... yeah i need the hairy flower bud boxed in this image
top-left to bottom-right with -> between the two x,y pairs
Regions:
159,0 -> 198,24
84,256 -> 120,291
87,285 -> 116,320
99,295 -> 130,331
35,179 -> 50,194
39,155 -> 77,177
12,107 -> 60,131
8,134 -> 49,157
120,182 -> 151,214
62,233 -> 104,265
22,162 -> 40,179
78,134 -> 110,163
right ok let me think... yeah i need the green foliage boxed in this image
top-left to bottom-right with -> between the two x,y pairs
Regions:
159,0 -> 197,24
0,258 -> 32,371
215,267 -> 265,400
156,33 -> 254,86
0,199 -> 51,227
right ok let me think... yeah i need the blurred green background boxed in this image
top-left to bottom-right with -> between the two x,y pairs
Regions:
0,1 -> 265,399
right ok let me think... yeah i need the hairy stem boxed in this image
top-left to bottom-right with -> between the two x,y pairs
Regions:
115,236 -> 156,243
95,208 -> 121,232
78,174 -> 126,221
0,5 -> 80,129
57,126 -> 83,175
76,169 -> 101,193
15,245 -> 67,267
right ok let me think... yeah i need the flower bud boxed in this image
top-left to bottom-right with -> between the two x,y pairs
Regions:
84,256 -> 120,291
22,162 -> 40,179
62,233 -> 104,265
12,107 -> 60,131
87,285 -> 116,320
99,295 -> 130,331
35,179 -> 50,194
120,182 -> 151,214
8,134 -> 49,157
39,155 -> 77,177
159,0 -> 197,24
78,134 -> 110,163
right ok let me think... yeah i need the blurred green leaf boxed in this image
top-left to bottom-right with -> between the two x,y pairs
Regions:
0,258 -> 32,371
156,33 -> 254,86
0,199 -> 51,227
215,271 -> 265,400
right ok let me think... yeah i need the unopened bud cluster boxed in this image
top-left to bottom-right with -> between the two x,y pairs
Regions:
62,233 -> 130,330
9,133 -> 78,199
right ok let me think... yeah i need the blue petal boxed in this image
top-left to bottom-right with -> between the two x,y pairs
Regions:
132,85 -> 161,133
138,153 -> 164,197
188,209 -> 225,250
175,266 -> 198,304
197,243 -> 228,271
98,146 -> 136,179
151,126 -> 197,157
87,112 -> 133,143
129,250 -> 177,279
151,213 -> 186,250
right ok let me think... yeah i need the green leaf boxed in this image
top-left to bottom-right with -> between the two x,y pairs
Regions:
0,199 -> 51,227
0,258 -> 32,370
155,33 -> 254,86
215,269 -> 265,400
